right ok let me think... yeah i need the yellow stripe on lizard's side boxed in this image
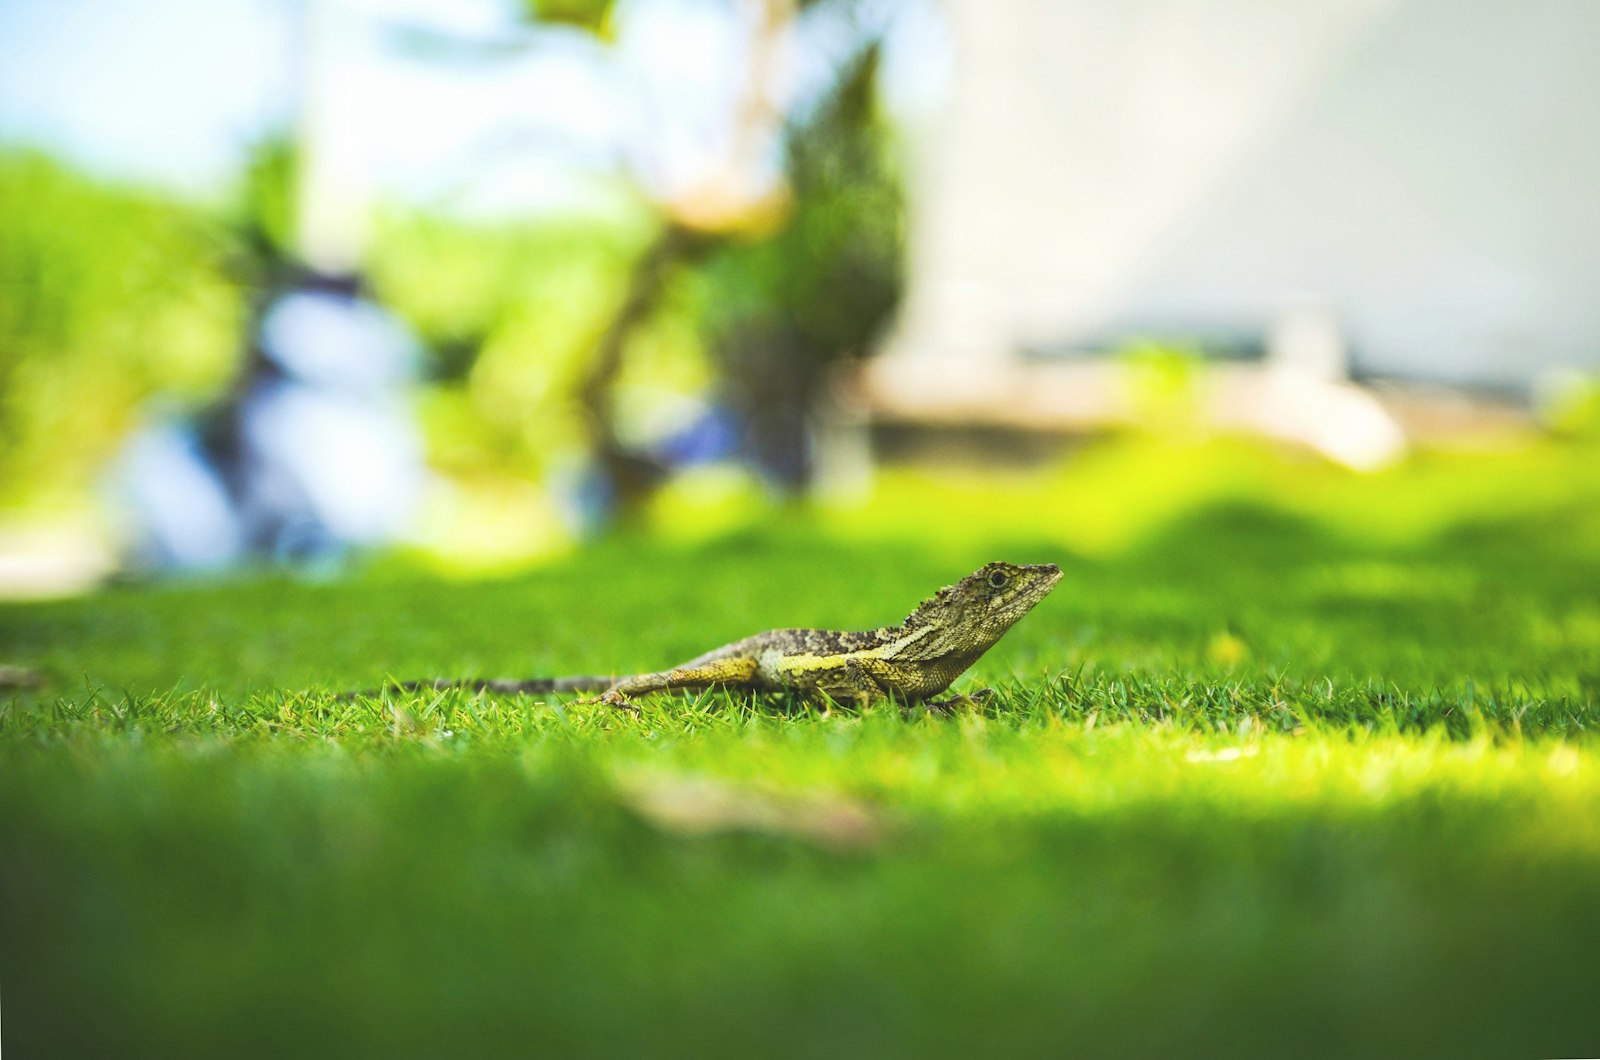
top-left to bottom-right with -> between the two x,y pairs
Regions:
773,652 -> 843,676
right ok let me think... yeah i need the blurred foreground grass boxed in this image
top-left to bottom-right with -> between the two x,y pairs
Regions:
4,437 -> 1600,1057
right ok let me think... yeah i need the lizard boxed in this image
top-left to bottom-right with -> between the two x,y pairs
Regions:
366,561 -> 1062,711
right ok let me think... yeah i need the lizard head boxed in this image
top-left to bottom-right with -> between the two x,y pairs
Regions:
904,561 -> 1063,645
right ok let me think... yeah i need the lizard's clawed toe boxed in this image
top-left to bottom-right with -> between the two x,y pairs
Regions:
920,689 -> 992,715
599,690 -> 640,714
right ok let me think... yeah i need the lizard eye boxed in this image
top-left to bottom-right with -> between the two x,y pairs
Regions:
987,570 -> 1009,589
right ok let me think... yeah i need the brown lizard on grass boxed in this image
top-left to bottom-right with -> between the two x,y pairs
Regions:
369,561 -> 1062,711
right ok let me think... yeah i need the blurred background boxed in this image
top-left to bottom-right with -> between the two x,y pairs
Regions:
2,0 -> 1598,596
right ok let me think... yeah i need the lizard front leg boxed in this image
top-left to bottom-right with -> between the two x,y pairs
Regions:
595,656 -> 760,708
794,658 -> 888,711
850,656 -> 993,714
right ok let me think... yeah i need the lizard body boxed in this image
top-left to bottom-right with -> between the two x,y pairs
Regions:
373,561 -> 1061,710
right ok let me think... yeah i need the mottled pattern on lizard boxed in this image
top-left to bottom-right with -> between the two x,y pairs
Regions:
370,561 -> 1062,711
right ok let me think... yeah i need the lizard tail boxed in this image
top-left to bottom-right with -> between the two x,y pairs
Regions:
345,676 -> 614,699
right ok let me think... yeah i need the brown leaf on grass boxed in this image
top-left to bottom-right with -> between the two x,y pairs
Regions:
0,664 -> 44,690
616,770 -> 885,851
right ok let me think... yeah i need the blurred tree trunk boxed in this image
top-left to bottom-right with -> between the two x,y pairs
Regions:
575,222 -> 708,519
574,0 -> 793,521
721,322 -> 829,493
707,39 -> 905,495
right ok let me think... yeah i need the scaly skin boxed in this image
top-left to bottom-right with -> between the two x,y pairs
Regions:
369,562 -> 1063,711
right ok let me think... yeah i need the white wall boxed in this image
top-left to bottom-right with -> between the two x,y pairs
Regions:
889,0 -> 1600,389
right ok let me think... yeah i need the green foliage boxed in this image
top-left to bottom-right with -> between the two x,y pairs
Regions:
1117,338 -> 1205,423
700,42 -> 905,360
368,205 -> 661,482
0,139 -> 667,514
0,150 -> 242,508
225,137 -> 299,276
3,439 -> 1600,1055
1536,368 -> 1600,438
519,0 -> 617,37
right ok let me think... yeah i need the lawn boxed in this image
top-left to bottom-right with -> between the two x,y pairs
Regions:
4,437 -> 1600,1057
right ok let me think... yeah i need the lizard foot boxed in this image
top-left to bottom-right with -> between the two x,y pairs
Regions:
571,690 -> 640,714
921,688 -> 993,715
599,689 -> 641,715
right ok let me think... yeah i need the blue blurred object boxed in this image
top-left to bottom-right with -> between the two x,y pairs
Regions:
654,405 -> 741,467
114,275 -> 424,573
111,421 -> 242,571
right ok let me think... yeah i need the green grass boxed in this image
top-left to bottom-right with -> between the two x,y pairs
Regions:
5,438 -> 1600,1057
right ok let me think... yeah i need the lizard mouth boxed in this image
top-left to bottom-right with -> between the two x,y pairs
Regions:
999,563 -> 1063,620
1025,563 -> 1064,591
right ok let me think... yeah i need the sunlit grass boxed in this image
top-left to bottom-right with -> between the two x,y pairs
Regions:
4,436 -> 1600,1056
829,432 -> 1600,555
